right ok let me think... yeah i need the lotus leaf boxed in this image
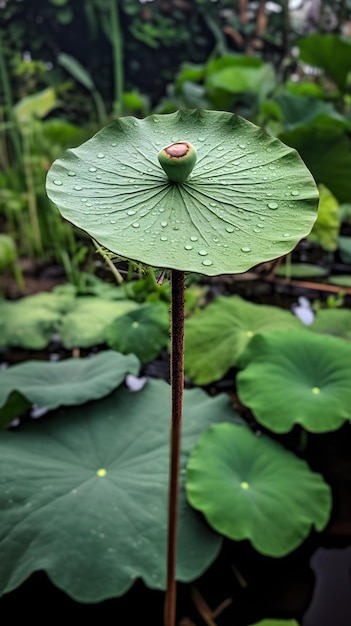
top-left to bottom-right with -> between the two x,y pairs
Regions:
0,351 -> 140,425
237,330 -> 351,433
46,110 -> 318,276
0,379 -> 242,602
186,423 -> 332,556
59,296 -> 138,348
299,34 -> 351,91
309,309 -> 351,341
0,290 -> 75,350
184,296 -> 302,385
279,125 -> 351,204
274,263 -> 328,279
106,302 -> 170,362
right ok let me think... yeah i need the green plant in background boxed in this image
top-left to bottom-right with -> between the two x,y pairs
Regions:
236,329 -> 351,434
184,295 -> 302,386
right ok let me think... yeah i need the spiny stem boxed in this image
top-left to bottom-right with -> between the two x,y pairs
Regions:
164,269 -> 185,626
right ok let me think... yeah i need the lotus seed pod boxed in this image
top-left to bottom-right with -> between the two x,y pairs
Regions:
157,141 -> 197,183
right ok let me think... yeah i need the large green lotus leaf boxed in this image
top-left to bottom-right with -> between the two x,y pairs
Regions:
106,302 -> 170,363
309,309 -> 351,341
279,125 -> 351,204
236,330 -> 351,433
0,380 -> 241,602
0,351 -> 140,424
59,296 -> 138,349
46,110 -> 318,276
184,296 -> 302,385
0,290 -> 75,350
298,34 -> 351,91
186,423 -> 332,557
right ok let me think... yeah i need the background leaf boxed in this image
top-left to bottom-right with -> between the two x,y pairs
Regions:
184,296 -> 302,385
0,380 -> 241,602
0,351 -> 140,423
59,297 -> 138,349
186,423 -> 332,556
106,302 -> 170,362
237,330 -> 351,433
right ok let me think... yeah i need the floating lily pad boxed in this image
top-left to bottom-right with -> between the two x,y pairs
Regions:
106,302 -> 170,363
0,351 -> 140,425
309,309 -> 351,341
186,423 -> 332,557
274,263 -> 328,279
184,296 -> 302,385
59,297 -> 138,349
46,110 -> 318,276
237,330 -> 351,433
0,290 -> 75,350
0,380 -> 241,602
326,275 -> 351,288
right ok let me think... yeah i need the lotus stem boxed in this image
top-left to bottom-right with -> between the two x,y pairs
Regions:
165,269 -> 185,626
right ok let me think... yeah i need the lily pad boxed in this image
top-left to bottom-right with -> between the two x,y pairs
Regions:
0,379 -> 241,602
0,351 -> 140,425
184,296 -> 302,385
186,423 -> 332,557
46,110 -> 318,276
326,275 -> 351,288
309,309 -> 351,341
0,290 -> 75,350
236,330 -> 351,433
274,263 -> 328,279
106,302 -> 170,363
59,296 -> 138,349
